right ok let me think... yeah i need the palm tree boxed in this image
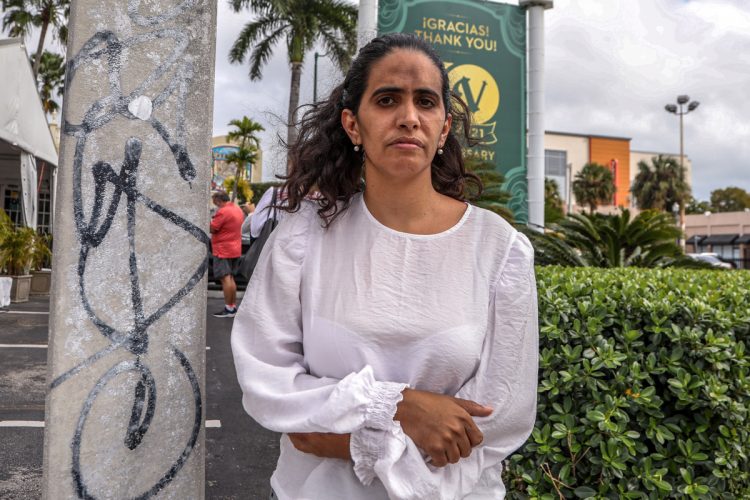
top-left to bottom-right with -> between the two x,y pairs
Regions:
523,210 -> 703,268
225,145 -> 259,202
33,50 -> 65,115
1,0 -> 70,76
227,116 -> 264,151
228,0 -> 357,154
464,158 -> 513,222
545,178 -> 565,224
572,162 -> 615,214
631,155 -> 690,213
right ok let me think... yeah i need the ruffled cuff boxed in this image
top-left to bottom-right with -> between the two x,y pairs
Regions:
365,381 -> 408,430
350,427 -> 385,485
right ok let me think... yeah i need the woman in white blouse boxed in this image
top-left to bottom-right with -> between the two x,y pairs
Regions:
231,33 -> 538,499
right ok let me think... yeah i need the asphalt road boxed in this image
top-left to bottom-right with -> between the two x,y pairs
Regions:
0,293 -> 280,499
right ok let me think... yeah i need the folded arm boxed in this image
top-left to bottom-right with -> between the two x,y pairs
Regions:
349,232 -> 539,499
231,208 -> 407,435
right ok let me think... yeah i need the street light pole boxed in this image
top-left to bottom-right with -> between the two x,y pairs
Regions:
313,52 -> 319,104
665,95 -> 699,251
313,51 -> 329,104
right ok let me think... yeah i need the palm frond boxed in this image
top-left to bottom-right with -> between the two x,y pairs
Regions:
229,15 -> 284,65
249,25 -> 288,79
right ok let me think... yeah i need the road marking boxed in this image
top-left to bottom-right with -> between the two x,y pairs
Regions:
0,343 -> 48,349
2,420 -> 224,429
1,344 -> 211,350
0,310 -> 49,315
0,420 -> 44,427
1,420 -> 223,429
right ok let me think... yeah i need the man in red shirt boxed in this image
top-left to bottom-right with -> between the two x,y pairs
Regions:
210,190 -> 244,317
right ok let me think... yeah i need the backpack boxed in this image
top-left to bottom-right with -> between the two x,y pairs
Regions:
236,188 -> 279,281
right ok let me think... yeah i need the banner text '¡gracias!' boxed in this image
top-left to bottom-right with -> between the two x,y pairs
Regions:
414,17 -> 496,52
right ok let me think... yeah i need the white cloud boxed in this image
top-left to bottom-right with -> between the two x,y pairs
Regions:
212,0 -> 346,180
540,0 -> 750,199
17,0 -> 750,197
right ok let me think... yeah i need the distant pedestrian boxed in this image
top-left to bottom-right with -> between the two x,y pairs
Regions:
210,190 -> 244,318
241,202 -> 255,239
249,186 -> 286,238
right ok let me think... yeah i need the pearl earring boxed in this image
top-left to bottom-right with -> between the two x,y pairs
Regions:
437,147 -> 444,155
353,144 -> 361,152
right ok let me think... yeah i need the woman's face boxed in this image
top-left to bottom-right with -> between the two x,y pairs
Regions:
341,49 -> 452,185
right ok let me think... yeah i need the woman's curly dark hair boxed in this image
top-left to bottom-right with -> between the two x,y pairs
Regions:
281,32 -> 481,226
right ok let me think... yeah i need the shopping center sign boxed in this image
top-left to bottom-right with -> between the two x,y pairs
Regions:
379,0 -> 528,221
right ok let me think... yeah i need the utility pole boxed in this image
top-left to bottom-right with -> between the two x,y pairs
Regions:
313,52 -> 328,104
520,0 -> 554,232
43,0 -> 216,497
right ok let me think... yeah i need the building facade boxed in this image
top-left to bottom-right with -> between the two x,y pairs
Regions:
211,135 -> 263,193
685,210 -> 750,269
544,131 -> 692,214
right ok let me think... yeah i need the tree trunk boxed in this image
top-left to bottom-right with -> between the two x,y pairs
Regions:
286,61 -> 303,170
232,163 -> 243,202
33,19 -> 50,77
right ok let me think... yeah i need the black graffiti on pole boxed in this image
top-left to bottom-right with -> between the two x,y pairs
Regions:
52,1 -> 210,497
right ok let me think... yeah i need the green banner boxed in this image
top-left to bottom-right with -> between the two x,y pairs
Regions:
379,0 -> 527,222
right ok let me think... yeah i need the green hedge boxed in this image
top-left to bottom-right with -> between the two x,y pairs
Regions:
504,268 -> 750,499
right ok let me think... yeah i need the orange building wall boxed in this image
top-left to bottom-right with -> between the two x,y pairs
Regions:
589,137 -> 631,207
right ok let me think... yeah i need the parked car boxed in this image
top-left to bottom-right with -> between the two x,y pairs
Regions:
686,253 -> 734,269
207,236 -> 253,289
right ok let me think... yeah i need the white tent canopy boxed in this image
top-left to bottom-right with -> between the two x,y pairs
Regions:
0,37 -> 58,230
0,38 -> 59,166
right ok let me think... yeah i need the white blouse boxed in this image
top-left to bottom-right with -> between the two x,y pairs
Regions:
231,192 -> 538,500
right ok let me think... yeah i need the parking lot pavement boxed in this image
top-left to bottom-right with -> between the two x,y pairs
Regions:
0,295 -> 280,499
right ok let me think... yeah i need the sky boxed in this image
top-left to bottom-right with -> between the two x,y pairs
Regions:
209,0 -> 750,201
17,0 -> 750,201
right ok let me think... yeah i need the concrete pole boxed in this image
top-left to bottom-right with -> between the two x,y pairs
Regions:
357,0 -> 379,50
43,0 -> 216,498
520,0 -> 553,232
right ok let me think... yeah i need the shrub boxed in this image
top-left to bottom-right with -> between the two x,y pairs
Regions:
504,267 -> 750,499
0,226 -> 36,275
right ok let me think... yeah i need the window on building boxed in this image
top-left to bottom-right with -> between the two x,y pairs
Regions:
3,185 -> 22,226
545,150 -> 568,202
37,191 -> 51,234
545,150 -> 567,176
713,244 -> 740,261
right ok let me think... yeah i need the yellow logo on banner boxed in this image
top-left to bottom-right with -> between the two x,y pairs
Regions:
447,64 -> 499,145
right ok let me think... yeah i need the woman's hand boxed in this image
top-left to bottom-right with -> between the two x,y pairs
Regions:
394,389 -> 492,467
288,432 -> 352,460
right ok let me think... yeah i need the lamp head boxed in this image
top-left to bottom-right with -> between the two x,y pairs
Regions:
688,101 -> 700,111
677,95 -> 690,105
665,104 -> 678,113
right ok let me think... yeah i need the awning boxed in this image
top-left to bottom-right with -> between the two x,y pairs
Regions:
736,234 -> 750,244
702,234 -> 739,245
686,235 -> 705,245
